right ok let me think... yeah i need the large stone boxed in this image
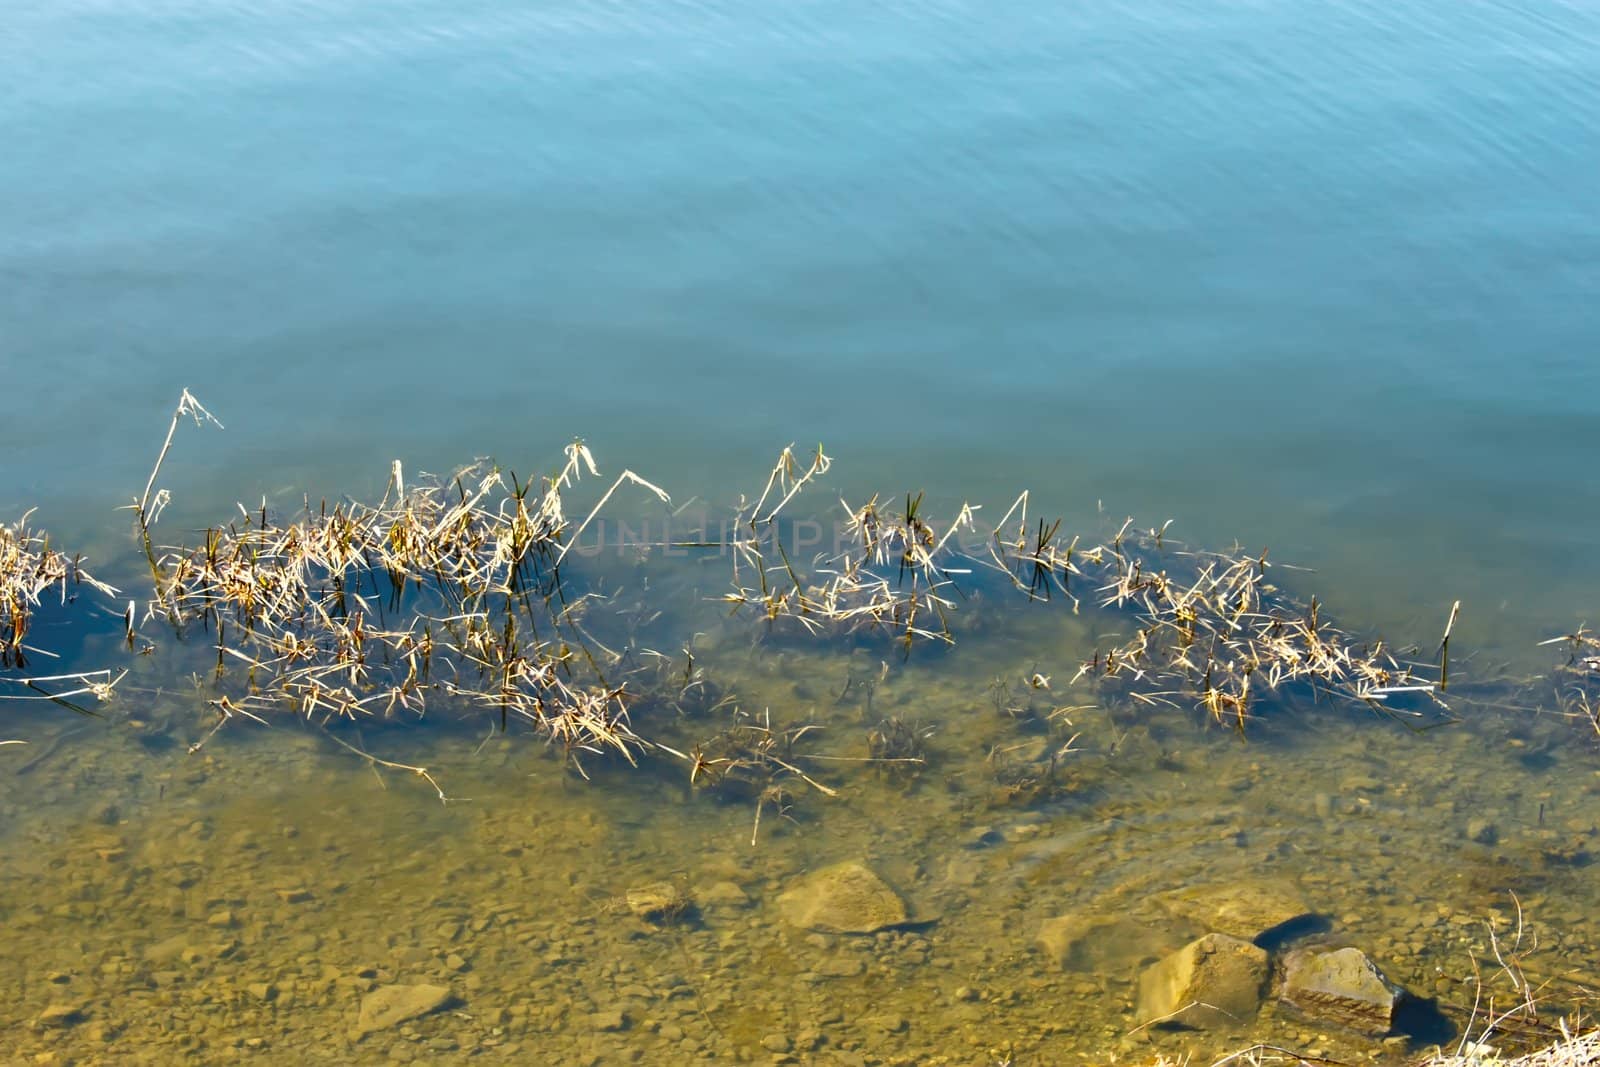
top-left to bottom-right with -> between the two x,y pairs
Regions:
1036,914 -> 1175,974
356,984 -> 453,1036
1157,880 -> 1320,946
1137,933 -> 1269,1029
35,1003 -> 86,1029
777,861 -> 908,934
1280,947 -> 1404,1034
624,881 -> 692,924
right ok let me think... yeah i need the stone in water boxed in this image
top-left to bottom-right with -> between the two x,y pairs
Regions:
777,861 -> 908,934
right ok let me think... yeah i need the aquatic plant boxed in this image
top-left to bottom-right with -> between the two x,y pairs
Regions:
112,427 -> 1465,807
1423,1027 -> 1600,1066
661,705 -> 838,845
1,513 -> 103,668
0,396 -> 1476,810
142,445 -> 671,777
1541,626 -> 1600,676
711,446 -> 1451,731
0,511 -> 124,709
1072,539 -> 1454,731
126,387 -> 223,580
1533,629 -> 1600,742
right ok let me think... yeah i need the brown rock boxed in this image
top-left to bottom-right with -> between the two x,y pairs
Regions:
1137,934 -> 1268,1029
816,956 -> 866,978
356,984 -> 453,1036
590,1009 -> 628,1032
35,1003 -> 86,1029
624,881 -> 691,924
1280,947 -> 1403,1034
777,861 -> 908,934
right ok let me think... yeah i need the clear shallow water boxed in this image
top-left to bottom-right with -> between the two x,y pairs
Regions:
5,589 -> 1600,1063
4,0 -> 1600,1061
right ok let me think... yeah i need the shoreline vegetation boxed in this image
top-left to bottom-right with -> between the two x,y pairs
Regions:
1158,1024 -> 1600,1067
4,390 -> 1480,786
7,391 -> 1600,1064
10,390 -> 1597,759
6,388 -> 1600,813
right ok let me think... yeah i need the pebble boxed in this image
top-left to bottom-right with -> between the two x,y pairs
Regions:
816,957 -> 866,979
590,1009 -> 628,1032
9,642 -> 1600,1067
355,984 -> 453,1036
35,1004 -> 85,1029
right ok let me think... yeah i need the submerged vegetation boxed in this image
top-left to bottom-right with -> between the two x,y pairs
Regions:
6,384 -> 1599,837
0,511 -> 124,710
146,446 -> 666,776
8,392 -> 1600,1066
718,452 -> 1455,729
0,389 -> 1586,785
1,512 -> 113,669
3,388 -> 1598,810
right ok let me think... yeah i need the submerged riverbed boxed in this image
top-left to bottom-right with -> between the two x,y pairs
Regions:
6,0 -> 1600,1060
4,518 -> 1598,1064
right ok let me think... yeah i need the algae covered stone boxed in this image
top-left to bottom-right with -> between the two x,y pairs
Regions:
1280,946 -> 1404,1034
777,861 -> 908,934
624,881 -> 692,924
1137,933 -> 1268,1029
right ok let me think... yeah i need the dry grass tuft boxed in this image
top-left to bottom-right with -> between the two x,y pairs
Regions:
713,449 -> 1449,730
1,512 -> 110,669
0,512 -> 124,709
1422,1025 -> 1600,1066
144,445 -> 670,775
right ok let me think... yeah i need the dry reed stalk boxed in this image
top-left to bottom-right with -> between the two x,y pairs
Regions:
1531,629 -> 1600,742
717,448 -> 977,649
1421,1026 -> 1600,1066
134,429 -> 1458,798
127,388 -> 223,576
711,449 -> 1447,729
1073,537 -> 1449,729
145,446 -> 677,780
31,401 -> 1474,806
0,513 -> 124,708
656,704 -> 837,845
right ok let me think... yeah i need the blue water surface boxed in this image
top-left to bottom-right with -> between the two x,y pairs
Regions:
3,0 -> 1598,648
